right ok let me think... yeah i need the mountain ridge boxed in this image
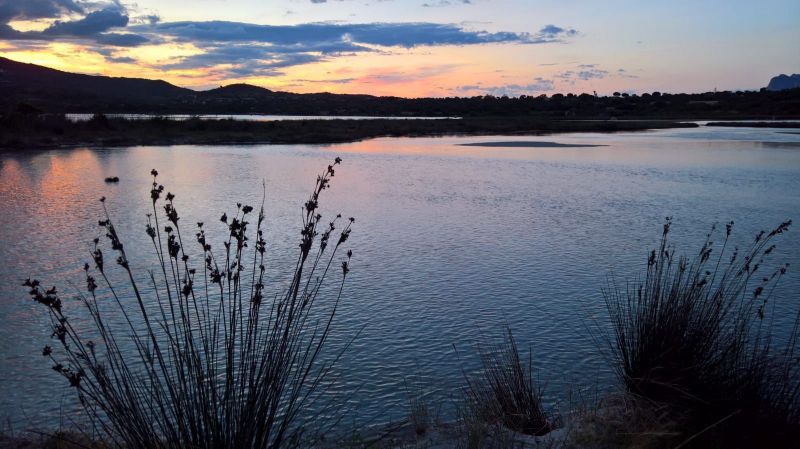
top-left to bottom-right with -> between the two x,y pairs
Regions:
1,57 -> 799,118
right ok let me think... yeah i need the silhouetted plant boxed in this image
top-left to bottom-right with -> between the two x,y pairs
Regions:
604,218 -> 799,448
463,329 -> 555,437
24,158 -> 354,449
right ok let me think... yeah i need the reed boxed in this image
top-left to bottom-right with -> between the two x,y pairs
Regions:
463,329 -> 554,437
604,218 -> 799,447
24,158 -> 355,449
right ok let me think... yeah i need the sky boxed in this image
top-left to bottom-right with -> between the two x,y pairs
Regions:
0,0 -> 798,97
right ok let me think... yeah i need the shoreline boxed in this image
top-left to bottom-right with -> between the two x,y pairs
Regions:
0,116 -> 699,150
705,121 -> 800,128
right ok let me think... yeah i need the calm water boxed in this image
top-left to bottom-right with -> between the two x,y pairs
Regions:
1,125 -> 799,429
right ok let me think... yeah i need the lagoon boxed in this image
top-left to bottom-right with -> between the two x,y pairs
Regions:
1,124 -> 799,429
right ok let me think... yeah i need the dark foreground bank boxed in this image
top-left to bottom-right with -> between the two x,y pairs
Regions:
0,113 -> 698,149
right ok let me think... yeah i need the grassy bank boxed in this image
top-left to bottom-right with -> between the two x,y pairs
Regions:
0,113 -> 698,149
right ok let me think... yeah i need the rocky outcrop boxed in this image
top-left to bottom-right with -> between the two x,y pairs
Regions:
767,74 -> 800,91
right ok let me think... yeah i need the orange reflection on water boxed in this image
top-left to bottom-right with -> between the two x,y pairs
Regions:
37,150 -> 103,216
330,137 -> 446,156
0,158 -> 32,192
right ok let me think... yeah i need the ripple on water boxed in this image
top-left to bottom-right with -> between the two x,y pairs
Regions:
1,126 -> 799,428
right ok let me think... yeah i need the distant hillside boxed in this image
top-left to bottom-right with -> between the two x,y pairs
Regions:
767,74 -> 800,91
1,57 -> 799,118
203,83 -> 275,99
0,57 -> 192,104
0,57 -> 422,115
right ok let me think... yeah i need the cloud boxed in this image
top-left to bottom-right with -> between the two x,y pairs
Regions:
617,68 -> 639,79
0,0 -> 84,22
135,14 -> 160,25
0,23 -> 22,39
539,24 -> 578,38
95,48 -> 136,63
576,69 -> 608,80
43,7 -> 128,36
0,1 -> 580,77
159,39 -> 372,77
107,55 -> 135,63
556,67 -> 609,84
551,64 -> 638,86
93,32 -> 149,46
294,77 -> 356,84
0,1 -> 149,46
164,45 -> 328,76
121,20 -> 577,75
422,0 -> 472,7
453,77 -> 555,96
137,21 -> 564,48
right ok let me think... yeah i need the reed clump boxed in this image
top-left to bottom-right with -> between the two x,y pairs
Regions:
463,329 -> 556,437
23,158 -> 354,449
604,218 -> 799,448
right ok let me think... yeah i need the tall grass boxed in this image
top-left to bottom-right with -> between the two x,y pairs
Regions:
23,158 -> 355,449
463,329 -> 555,437
604,218 -> 799,447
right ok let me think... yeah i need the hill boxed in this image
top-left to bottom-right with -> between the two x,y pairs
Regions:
1,57 -> 799,118
0,57 -> 192,108
767,74 -> 800,92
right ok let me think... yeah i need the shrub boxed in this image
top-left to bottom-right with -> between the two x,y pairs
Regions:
463,329 -> 555,437
604,218 -> 799,448
24,158 -> 355,449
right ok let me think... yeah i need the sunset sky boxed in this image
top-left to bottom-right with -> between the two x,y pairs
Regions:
1,0 -> 798,97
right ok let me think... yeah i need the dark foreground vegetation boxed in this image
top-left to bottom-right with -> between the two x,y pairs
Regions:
463,330 -> 556,438
15,160 -> 799,448
0,112 -> 698,149
2,57 -> 799,119
23,160 -> 355,449
603,219 -> 798,448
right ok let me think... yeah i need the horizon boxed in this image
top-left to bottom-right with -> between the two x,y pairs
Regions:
1,1 -> 799,98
